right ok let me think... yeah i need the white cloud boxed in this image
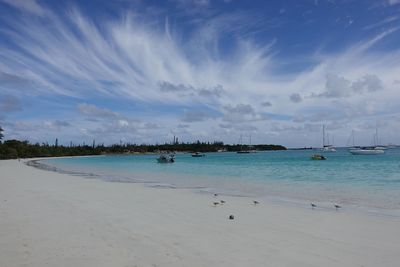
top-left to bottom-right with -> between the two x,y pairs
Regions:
289,93 -> 302,103
78,103 -> 121,120
0,0 -> 46,16
320,74 -> 352,98
312,74 -> 384,98
182,110 -> 216,122
159,81 -> 224,98
388,0 -> 400,5
261,101 -> 272,107
0,95 -> 21,112
352,74 -> 383,93
223,104 -> 255,115
1,4 -> 400,146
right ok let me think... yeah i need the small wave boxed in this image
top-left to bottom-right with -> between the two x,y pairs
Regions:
147,184 -> 178,189
27,160 -> 100,178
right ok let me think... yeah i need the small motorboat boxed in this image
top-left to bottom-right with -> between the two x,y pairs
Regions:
157,153 -> 175,163
322,145 -> 336,152
311,154 -> 326,160
191,152 -> 205,157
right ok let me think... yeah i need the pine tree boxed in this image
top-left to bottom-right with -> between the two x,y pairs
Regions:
0,126 -> 4,142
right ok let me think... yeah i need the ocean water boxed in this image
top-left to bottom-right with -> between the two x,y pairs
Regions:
42,148 -> 400,215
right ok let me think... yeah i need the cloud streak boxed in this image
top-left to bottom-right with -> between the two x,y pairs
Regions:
0,1 -> 400,146
0,0 -> 47,16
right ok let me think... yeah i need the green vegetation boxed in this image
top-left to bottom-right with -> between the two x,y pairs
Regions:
0,127 -> 286,160
0,140 -> 98,159
0,140 -> 286,159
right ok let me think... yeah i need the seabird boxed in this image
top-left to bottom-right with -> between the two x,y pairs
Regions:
220,200 -> 226,204
334,204 -> 341,210
229,215 -> 234,220
214,193 -> 218,197
213,202 -> 220,207
253,200 -> 259,205
310,203 -> 317,209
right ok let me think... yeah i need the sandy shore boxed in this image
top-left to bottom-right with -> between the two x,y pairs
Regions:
1,159 -> 399,267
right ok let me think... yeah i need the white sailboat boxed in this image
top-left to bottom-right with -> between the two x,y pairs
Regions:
237,134 -> 250,153
236,134 -> 257,153
349,148 -> 384,155
348,129 -> 385,155
321,125 -> 336,152
372,127 -> 387,150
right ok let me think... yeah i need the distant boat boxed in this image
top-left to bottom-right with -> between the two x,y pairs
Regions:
348,127 -> 386,155
322,125 -> 336,152
236,134 -> 255,154
157,153 -> 175,163
192,152 -> 205,157
311,154 -> 326,160
349,147 -> 384,155
372,127 -> 387,150
322,145 -> 336,152
347,130 -> 359,150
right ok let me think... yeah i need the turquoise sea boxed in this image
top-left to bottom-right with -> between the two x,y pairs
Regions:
42,148 -> 400,216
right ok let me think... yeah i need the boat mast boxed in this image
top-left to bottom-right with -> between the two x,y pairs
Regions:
322,125 -> 326,147
327,133 -> 330,146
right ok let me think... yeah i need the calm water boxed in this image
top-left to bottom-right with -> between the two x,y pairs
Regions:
42,148 -> 400,214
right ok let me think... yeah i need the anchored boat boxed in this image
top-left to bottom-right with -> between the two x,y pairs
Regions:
321,125 -> 336,152
349,147 -> 384,155
157,153 -> 175,163
311,154 -> 326,160
192,152 -> 205,157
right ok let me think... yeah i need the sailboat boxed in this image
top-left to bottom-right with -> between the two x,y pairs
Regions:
349,148 -> 384,155
321,125 -> 336,152
237,134 -> 251,153
347,130 -> 359,150
348,129 -> 384,155
372,127 -> 387,150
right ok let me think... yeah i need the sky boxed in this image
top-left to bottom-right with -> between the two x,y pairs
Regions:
0,0 -> 400,148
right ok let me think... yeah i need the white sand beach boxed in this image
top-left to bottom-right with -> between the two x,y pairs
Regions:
1,159 -> 399,267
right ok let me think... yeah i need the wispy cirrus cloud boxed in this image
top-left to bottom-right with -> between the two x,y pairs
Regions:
388,0 -> 400,5
1,1 -> 400,146
0,95 -> 21,112
0,0 -> 47,16
78,103 -> 121,121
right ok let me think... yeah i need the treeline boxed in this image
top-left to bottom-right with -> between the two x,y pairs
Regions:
0,140 -> 100,159
0,139 -> 286,160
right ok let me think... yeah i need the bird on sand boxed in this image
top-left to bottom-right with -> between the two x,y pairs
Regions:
253,200 -> 259,205
213,193 -> 218,197
334,204 -> 341,210
310,203 -> 317,209
220,200 -> 226,204
213,202 -> 220,207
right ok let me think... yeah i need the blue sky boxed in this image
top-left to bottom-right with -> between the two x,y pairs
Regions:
1,0 -> 400,147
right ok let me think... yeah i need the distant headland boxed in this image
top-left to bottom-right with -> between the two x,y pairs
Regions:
0,139 -> 286,160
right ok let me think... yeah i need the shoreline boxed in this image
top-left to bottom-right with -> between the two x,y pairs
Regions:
1,159 -> 400,266
32,156 -> 400,219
